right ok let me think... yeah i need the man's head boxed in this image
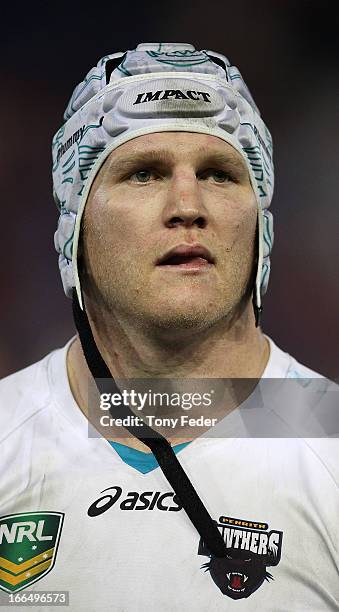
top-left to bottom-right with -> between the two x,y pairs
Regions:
82,132 -> 257,329
52,43 -> 274,323
80,131 -> 257,333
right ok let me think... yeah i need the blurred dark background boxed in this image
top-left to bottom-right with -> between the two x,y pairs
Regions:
1,0 -> 338,379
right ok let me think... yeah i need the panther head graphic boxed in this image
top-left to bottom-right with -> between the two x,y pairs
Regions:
198,523 -> 282,600
201,547 -> 274,599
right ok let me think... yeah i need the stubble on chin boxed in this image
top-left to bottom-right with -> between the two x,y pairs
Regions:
79,223 -> 257,337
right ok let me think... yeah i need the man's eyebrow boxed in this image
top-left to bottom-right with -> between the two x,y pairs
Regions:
198,152 -> 247,172
108,150 -> 175,175
107,147 -> 247,176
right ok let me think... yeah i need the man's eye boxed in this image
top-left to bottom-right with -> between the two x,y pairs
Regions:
202,170 -> 233,183
130,170 -> 154,183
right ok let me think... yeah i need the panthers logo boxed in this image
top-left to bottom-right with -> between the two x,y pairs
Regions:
198,516 -> 283,600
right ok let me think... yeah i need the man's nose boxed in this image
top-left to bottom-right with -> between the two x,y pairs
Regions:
162,171 -> 208,229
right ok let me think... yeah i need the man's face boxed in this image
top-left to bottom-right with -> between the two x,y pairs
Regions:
80,132 -> 257,333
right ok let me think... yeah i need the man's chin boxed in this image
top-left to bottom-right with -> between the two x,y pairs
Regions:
141,306 -> 225,335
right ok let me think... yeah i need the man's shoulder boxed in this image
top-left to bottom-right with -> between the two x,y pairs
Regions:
277,340 -> 339,434
0,350 -> 52,393
263,337 -> 339,456
0,345 -> 66,440
265,335 -> 325,379
286,356 -> 324,379
302,438 -> 339,488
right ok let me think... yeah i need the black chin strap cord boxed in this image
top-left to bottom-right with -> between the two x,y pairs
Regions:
72,289 -> 227,558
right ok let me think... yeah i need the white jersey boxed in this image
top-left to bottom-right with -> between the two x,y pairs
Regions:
0,336 -> 338,611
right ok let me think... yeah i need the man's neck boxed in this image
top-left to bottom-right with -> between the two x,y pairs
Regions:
66,301 -> 270,451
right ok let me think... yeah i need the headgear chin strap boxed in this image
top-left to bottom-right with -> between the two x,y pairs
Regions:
52,42 -> 274,318
72,288 -> 228,558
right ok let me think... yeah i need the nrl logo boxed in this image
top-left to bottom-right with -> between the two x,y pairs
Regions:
0,512 -> 64,593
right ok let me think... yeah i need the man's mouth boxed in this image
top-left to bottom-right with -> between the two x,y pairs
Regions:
160,255 -> 212,268
156,245 -> 215,270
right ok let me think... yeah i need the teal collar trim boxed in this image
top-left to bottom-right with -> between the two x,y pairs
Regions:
109,440 -> 190,474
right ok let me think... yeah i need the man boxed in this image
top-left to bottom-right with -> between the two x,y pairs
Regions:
0,43 -> 338,610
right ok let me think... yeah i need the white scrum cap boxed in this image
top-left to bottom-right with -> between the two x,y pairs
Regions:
52,43 -> 274,310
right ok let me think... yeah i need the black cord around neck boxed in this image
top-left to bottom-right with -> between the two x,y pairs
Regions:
72,289 -> 227,558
